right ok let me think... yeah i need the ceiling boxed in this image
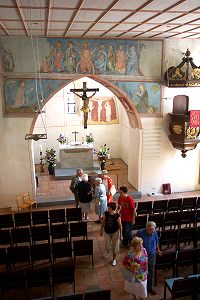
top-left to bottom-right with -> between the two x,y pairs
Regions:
1,0 -> 200,40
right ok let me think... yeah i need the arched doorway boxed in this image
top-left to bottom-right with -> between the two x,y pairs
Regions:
31,75 -> 142,199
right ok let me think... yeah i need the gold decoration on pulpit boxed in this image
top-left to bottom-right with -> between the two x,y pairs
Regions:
172,124 -> 182,134
186,127 -> 200,139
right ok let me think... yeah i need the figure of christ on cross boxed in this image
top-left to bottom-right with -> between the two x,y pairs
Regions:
70,82 -> 99,128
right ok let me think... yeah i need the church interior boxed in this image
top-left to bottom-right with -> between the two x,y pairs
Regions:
0,0 -> 200,299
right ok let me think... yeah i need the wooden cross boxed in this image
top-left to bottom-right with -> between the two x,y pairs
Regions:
72,131 -> 79,143
70,82 -> 99,128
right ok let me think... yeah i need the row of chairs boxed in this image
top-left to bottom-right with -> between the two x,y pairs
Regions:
159,226 -> 200,251
0,239 -> 94,271
164,274 -> 200,300
0,263 -> 75,299
0,208 -> 82,230
155,248 -> 200,285
136,196 -> 200,215
133,210 -> 200,231
32,289 -> 111,300
0,221 -> 87,247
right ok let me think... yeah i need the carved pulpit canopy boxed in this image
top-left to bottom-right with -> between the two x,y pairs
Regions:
164,49 -> 200,87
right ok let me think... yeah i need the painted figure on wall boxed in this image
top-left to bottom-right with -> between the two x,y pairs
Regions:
94,44 -> 107,74
115,45 -> 126,75
78,41 -> 95,74
41,56 -> 52,73
136,84 -> 149,113
65,42 -> 76,73
88,97 -> 118,124
126,45 -> 139,75
51,41 -> 65,72
11,80 -> 34,108
107,45 -> 116,74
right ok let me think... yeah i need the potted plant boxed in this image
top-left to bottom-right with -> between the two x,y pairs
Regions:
86,133 -> 94,144
45,147 -> 57,175
95,144 -> 110,170
57,133 -> 67,145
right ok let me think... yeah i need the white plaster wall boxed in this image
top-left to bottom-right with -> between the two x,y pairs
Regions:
0,77 -> 35,209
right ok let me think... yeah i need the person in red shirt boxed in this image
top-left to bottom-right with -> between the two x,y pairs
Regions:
117,186 -> 136,248
101,170 -> 113,203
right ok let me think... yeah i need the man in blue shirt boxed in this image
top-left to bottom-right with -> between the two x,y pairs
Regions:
137,221 -> 162,295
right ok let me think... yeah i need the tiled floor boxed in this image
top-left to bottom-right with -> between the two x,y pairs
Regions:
2,160 -> 199,299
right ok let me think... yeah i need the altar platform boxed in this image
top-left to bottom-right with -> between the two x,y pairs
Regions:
54,161 -> 101,180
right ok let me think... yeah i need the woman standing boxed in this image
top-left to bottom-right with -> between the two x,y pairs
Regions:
94,177 -> 107,223
122,237 -> 148,300
76,174 -> 92,221
100,202 -> 122,266
101,170 -> 114,203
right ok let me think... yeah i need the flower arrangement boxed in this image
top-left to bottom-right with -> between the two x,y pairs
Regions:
86,133 -> 94,144
95,144 -> 110,162
57,133 -> 67,144
45,148 -> 57,166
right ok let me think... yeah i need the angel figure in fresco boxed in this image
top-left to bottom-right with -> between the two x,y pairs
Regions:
126,45 -> 139,75
77,41 -> 95,74
105,102 -> 112,122
12,80 -> 34,108
115,45 -> 126,75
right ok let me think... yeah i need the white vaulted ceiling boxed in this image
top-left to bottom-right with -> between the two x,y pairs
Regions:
0,0 -> 200,39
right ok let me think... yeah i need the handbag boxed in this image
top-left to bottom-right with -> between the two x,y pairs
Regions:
110,185 -> 117,196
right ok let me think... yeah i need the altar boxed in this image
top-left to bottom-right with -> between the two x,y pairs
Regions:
59,143 -> 94,169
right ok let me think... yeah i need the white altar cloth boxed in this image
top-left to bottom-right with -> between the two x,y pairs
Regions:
60,143 -> 94,168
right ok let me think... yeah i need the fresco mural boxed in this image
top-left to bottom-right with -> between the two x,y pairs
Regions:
88,96 -> 118,125
4,78 -> 66,115
113,81 -> 161,115
0,37 -> 162,77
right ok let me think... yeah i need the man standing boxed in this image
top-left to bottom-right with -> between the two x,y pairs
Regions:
69,168 -> 83,208
137,221 -> 162,295
117,186 -> 136,248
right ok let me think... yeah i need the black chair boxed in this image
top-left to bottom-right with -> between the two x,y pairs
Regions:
178,210 -> 196,228
84,289 -> 111,300
0,229 -> 12,246
194,226 -> 200,248
69,222 -> 87,241
164,276 -> 196,299
152,199 -> 168,214
148,214 -> 164,232
168,198 -> 182,212
182,197 -> 197,211
0,214 -> 14,230
11,227 -> 31,246
49,209 -> 66,224
159,229 -> 179,251
51,223 -> 69,242
66,208 -> 82,225
177,227 -> 196,250
73,239 -> 94,268
136,201 -> 152,215
52,263 -> 75,296
196,210 -> 200,226
0,248 -> 8,270
0,270 -> 27,300
197,197 -> 200,210
31,243 -> 52,266
56,295 -> 83,300
14,211 -> 32,228
7,245 -> 30,270
175,249 -> 197,277
155,251 -> 176,285
163,212 -> 180,230
32,210 -> 49,226
31,225 -> 50,244
27,267 -> 52,298
52,241 -> 73,264
132,215 -> 148,231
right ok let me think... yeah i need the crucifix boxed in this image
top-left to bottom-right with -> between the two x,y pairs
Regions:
70,82 -> 99,128
72,131 -> 79,143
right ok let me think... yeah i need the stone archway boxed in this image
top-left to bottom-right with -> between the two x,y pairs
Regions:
30,75 -> 142,191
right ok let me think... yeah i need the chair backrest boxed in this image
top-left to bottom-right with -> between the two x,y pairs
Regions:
132,215 -> 148,231
52,263 -> 75,294
137,201 -> 152,215
14,211 -> 31,228
31,225 -> 50,243
168,198 -> 182,211
153,199 -> 168,213
0,214 -> 14,230
69,221 -> 87,240
11,227 -> 31,245
182,197 -> 197,210
16,195 -> 30,211
51,223 -> 69,241
52,241 -> 72,261
0,229 -> 12,246
84,289 -> 111,300
56,295 -> 83,300
172,277 -> 196,297
66,208 -> 82,224
49,209 -> 66,224
32,210 -> 49,226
